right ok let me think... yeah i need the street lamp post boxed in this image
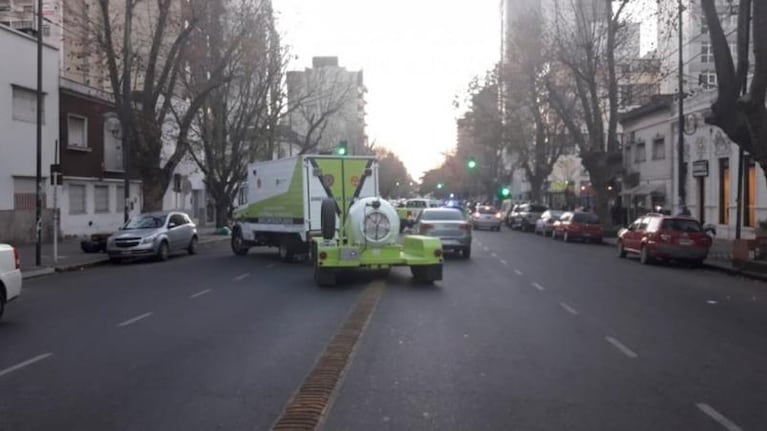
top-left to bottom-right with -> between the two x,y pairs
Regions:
34,0 -> 43,266
677,0 -> 687,214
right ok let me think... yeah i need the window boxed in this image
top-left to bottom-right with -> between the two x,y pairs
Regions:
12,86 -> 44,124
652,137 -> 665,160
13,178 -> 40,210
94,185 -> 109,213
69,185 -> 86,214
719,158 -> 730,224
700,70 -> 717,88
68,115 -> 88,149
116,186 -> 125,213
701,41 -> 713,63
635,142 -> 646,163
170,214 -> 187,227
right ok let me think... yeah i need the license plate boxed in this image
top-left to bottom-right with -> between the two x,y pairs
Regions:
442,239 -> 459,246
678,239 -> 693,246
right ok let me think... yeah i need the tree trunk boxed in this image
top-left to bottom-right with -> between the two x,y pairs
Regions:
215,201 -> 229,228
581,153 -> 611,226
141,168 -> 170,212
529,175 -> 545,204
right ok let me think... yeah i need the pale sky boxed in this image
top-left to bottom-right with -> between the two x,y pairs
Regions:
272,0 -> 501,180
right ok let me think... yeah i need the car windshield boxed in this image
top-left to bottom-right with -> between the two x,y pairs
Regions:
572,213 -> 600,224
477,206 -> 497,214
549,211 -> 564,219
124,215 -> 166,229
421,209 -> 465,221
661,218 -> 703,232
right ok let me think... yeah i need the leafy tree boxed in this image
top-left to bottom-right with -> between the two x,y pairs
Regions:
375,148 -> 415,198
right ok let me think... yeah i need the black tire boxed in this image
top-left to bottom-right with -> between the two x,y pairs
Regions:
157,241 -> 169,262
461,247 -> 471,259
231,227 -> 249,256
617,241 -> 626,258
278,236 -> 296,263
320,198 -> 337,240
187,236 -> 198,255
410,266 -> 434,284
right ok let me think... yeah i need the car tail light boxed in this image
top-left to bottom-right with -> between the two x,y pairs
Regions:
459,223 -> 471,231
420,223 -> 435,233
473,212 -> 481,218
13,247 -> 20,269
319,251 -> 327,260
495,212 -> 503,219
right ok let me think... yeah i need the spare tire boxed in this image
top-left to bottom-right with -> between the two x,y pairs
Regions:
321,198 -> 337,240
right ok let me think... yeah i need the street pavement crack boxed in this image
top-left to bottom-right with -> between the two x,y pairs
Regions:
272,281 -> 385,431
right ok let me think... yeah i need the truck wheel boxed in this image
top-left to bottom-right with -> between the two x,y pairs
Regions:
279,237 -> 296,262
231,227 -> 249,256
320,198 -> 337,240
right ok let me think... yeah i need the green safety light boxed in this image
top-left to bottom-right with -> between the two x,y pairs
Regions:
467,157 -> 477,170
336,140 -> 348,156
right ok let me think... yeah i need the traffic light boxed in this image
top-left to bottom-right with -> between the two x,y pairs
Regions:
466,156 -> 477,170
437,183 -> 444,189
335,140 -> 348,156
499,186 -> 511,198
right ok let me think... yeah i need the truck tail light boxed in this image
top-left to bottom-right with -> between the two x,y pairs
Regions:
319,251 -> 327,260
13,246 -> 20,269
434,249 -> 443,257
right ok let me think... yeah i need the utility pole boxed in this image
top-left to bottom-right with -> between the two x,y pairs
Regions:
122,0 -> 134,223
677,0 -> 687,213
734,2 -> 750,239
34,0 -> 43,266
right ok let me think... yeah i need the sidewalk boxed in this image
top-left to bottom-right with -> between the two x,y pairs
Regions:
604,237 -> 767,282
14,227 -> 229,279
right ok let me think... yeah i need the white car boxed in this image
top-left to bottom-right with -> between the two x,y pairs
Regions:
0,244 -> 22,320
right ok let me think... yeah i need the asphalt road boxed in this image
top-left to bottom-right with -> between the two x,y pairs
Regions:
2,230 -> 767,430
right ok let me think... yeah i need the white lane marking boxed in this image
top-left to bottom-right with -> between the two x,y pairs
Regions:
532,282 -> 545,291
0,353 -> 53,378
482,246 -> 489,252
696,403 -> 744,431
233,273 -> 250,281
605,336 -> 638,358
117,312 -> 153,327
265,263 -> 276,269
190,289 -> 212,299
500,259 -> 509,266
490,252 -> 498,258
514,269 -> 524,276
560,302 -> 579,315
707,300 -> 718,305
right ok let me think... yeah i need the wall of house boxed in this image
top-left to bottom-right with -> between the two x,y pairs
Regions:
0,27 -> 59,243
59,179 -> 142,237
621,107 -> 673,210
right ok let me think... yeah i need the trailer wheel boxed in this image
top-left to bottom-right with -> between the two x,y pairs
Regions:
320,198 -> 337,240
231,226 -> 249,256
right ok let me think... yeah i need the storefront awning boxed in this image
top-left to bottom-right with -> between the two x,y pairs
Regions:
620,183 -> 666,196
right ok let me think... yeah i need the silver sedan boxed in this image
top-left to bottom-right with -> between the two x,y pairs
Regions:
412,208 -> 473,258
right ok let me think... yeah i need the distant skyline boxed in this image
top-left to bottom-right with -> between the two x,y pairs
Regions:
272,0 -> 501,179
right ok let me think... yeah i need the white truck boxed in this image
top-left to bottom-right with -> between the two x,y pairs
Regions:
230,155 -> 379,261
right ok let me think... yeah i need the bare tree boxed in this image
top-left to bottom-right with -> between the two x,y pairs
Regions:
287,67 -> 358,155
545,0 -> 630,222
182,0 -> 285,227
700,0 -> 767,182
74,0 -> 239,211
504,9 -> 565,204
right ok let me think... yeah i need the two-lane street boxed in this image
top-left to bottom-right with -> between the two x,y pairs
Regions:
2,231 -> 766,430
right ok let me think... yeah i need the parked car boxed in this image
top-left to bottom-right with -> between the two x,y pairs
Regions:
413,207 -> 472,258
471,205 -> 503,231
509,203 -> 548,231
0,244 -> 22,321
107,211 -> 198,263
552,211 -> 603,243
534,210 -> 564,236
617,213 -> 712,265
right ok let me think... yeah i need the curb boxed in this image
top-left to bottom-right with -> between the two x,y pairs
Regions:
21,267 -> 56,280
703,261 -> 767,282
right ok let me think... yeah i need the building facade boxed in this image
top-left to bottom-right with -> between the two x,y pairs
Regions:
286,57 -> 367,155
0,25 -> 59,243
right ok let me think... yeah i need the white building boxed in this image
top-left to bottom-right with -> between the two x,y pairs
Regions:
0,25 -> 59,243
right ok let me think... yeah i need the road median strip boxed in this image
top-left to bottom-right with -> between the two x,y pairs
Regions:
272,281 -> 385,431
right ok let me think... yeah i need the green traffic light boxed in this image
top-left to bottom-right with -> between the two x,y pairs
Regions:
437,183 -> 444,189
467,157 -> 477,170
336,140 -> 348,156
501,187 -> 511,198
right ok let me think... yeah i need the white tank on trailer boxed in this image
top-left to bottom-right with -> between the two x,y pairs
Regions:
346,197 -> 400,246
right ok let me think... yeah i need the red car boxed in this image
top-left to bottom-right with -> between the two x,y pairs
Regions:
551,212 -> 603,243
617,213 -> 712,265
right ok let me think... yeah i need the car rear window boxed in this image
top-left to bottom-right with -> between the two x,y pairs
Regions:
572,213 -> 600,224
421,209 -> 465,221
529,205 -> 548,213
661,218 -> 702,232
478,206 -> 497,214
